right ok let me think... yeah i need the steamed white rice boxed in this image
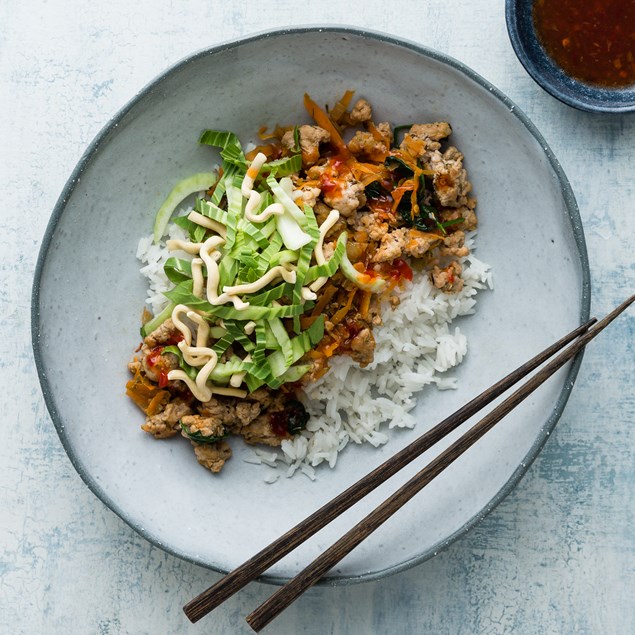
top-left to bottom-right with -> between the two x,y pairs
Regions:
137,210 -> 492,480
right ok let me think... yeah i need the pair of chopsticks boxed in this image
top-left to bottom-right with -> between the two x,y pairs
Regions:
184,295 -> 634,632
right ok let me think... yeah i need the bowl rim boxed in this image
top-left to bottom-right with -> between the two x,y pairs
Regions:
31,24 -> 591,586
505,0 -> 635,113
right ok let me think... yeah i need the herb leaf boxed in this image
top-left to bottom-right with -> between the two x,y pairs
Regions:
292,125 -> 301,153
384,155 -> 414,178
397,173 -> 447,235
392,124 -> 413,148
180,420 -> 229,444
364,180 -> 388,200
283,400 -> 310,434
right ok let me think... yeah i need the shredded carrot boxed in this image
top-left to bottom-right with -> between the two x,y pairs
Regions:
126,378 -> 155,398
299,315 -> 319,330
146,390 -> 170,416
258,125 -> 275,140
401,135 -> 425,162
141,307 -> 153,326
322,340 -> 341,358
304,93 -> 351,158
391,181 -> 414,213
359,291 -> 372,318
350,160 -> 390,186
406,230 -> 441,252
330,89 -> 355,123
331,288 -> 358,326
350,161 -> 390,187
245,143 -> 282,161
358,173 -> 381,187
257,124 -> 291,140
126,369 -> 166,413
310,283 -> 338,317
126,387 -> 150,411
367,122 -> 385,143
352,171 -> 378,186
410,166 -> 423,220
294,178 -> 321,190
350,160 -> 388,175
386,149 -> 417,171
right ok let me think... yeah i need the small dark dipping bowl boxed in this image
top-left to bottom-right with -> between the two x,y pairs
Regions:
506,0 -> 635,113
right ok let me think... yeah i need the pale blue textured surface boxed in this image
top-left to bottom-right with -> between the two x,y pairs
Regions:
2,2 -> 634,634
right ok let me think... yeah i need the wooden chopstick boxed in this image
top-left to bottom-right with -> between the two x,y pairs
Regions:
183,316 -> 598,624
245,294 -> 634,632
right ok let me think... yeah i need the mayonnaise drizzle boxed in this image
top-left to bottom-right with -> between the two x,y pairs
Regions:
241,152 -> 268,197
171,305 -> 213,363
244,190 -> 285,223
167,368 -> 247,401
195,351 -> 219,395
301,287 -> 317,301
222,265 -> 296,296
243,321 -> 257,335
240,150 -> 285,223
166,239 -> 204,255
171,304 -> 193,345
212,386 -> 248,398
166,370 -> 211,401
187,210 -> 227,238
229,354 -> 251,388
177,340 -> 213,366
191,258 -> 204,298
187,310 -> 210,347
198,236 -> 247,308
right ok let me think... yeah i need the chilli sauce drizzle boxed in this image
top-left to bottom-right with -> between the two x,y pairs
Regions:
533,0 -> 635,88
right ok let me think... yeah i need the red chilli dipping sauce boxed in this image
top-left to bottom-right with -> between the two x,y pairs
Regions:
533,0 -> 635,88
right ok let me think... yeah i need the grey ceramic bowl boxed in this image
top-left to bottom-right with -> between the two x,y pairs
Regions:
506,0 -> 635,113
33,26 -> 590,584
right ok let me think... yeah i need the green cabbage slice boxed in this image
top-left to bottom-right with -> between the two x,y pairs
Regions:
153,173 -> 216,243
